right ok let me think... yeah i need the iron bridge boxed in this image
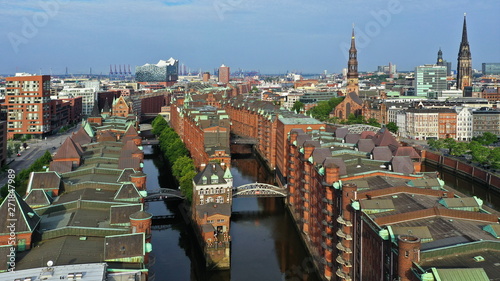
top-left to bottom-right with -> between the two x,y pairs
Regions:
145,188 -> 184,201
232,183 -> 287,198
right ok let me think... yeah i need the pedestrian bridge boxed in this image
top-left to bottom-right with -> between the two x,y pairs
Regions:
145,188 -> 185,201
232,183 -> 287,198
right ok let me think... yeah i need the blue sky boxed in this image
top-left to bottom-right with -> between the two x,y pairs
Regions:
0,0 -> 499,75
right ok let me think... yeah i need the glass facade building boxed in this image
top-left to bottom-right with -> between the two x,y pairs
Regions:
482,63 -> 500,75
135,58 -> 179,82
414,65 -> 447,97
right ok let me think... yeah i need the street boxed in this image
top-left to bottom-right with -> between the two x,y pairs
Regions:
0,125 -> 80,189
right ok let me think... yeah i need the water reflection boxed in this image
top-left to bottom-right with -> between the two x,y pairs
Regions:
422,163 -> 500,211
142,145 -> 321,281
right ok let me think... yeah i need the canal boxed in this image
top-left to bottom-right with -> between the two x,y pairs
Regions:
422,163 -> 500,211
142,145 -> 321,281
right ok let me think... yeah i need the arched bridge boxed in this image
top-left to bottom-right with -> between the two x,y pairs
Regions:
146,188 -> 185,201
232,183 -> 287,198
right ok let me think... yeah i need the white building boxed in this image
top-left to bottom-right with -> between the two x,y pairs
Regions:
58,87 -> 96,116
396,110 -> 408,138
455,106 -> 474,141
405,109 -> 439,140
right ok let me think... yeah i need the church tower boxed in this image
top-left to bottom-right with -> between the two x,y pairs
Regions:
457,13 -> 472,90
437,48 -> 444,66
346,27 -> 359,94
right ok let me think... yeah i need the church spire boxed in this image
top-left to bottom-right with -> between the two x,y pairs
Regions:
346,25 -> 359,94
457,13 -> 472,91
461,13 -> 468,44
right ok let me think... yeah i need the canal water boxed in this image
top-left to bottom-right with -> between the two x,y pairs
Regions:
142,145 -> 322,281
422,163 -> 500,211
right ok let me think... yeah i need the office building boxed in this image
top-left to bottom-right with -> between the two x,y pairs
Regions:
4,75 -> 51,139
219,64 -> 230,84
414,65 -> 447,97
482,63 -> 500,75
436,48 -> 452,76
58,87 -> 96,116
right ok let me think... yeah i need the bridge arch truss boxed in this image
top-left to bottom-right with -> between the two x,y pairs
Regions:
232,183 -> 287,198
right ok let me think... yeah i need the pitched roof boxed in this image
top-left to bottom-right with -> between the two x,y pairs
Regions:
347,92 -> 363,105
345,133 -> 361,144
431,268 -> 490,281
104,233 -> 144,261
372,129 -> 400,148
394,146 -> 421,159
102,98 -> 111,113
0,191 -> 40,234
114,183 -> 142,201
118,157 -> 141,170
90,101 -> 101,117
124,124 -> 139,137
196,202 -> 231,218
28,171 -> 61,193
110,204 -> 142,225
71,126 -> 92,145
335,127 -> 349,139
391,226 -> 433,241
53,137 -> 83,160
357,139 -> 375,153
24,189 -> 53,208
439,197 -> 480,209
391,156 -> 414,174
49,160 -> 73,173
372,146 -> 393,161
360,199 -> 395,210
193,163 -> 228,185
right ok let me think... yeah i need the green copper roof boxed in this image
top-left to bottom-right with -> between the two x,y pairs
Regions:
431,268 -> 490,281
223,167 -> 233,179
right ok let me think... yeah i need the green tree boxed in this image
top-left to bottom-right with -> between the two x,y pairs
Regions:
172,156 -> 195,179
151,115 -> 168,135
366,118 -> 381,127
427,139 -> 445,151
386,122 -> 398,134
307,101 -> 331,121
291,101 -> 304,114
489,147 -> 500,169
449,141 -> 468,156
472,132 -> 499,146
179,170 -> 196,202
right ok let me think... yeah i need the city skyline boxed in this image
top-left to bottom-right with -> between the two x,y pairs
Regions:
1,0 -> 499,75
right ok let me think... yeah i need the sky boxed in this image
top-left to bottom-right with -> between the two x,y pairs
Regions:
0,0 -> 499,75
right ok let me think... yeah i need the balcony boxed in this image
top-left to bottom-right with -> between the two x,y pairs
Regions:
321,232 -> 333,240
336,242 -> 352,254
322,220 -> 333,227
322,198 -> 334,205
336,269 -> 352,281
336,229 -> 352,240
336,255 -> 351,267
337,216 -> 353,227
322,209 -> 334,216
321,242 -> 332,250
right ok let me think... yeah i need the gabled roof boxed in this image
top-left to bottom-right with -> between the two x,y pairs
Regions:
124,124 -> 139,137
102,98 -> 111,113
335,127 -> 349,139
90,101 -> 101,117
117,168 -> 137,182
71,126 -> 92,145
391,156 -> 414,174
0,191 -> 40,234
372,146 -> 393,161
345,133 -> 361,144
357,139 -> 375,153
394,146 -> 421,159
193,163 -> 227,185
118,157 -> 141,170
27,171 -> 61,193
53,137 -> 83,160
49,160 -> 73,173
372,129 -> 400,148
347,92 -> 363,105
439,197 -> 480,209
110,204 -> 142,225
104,233 -> 144,261
122,140 -> 142,155
24,189 -> 53,208
431,268 -> 490,281
114,183 -> 142,201
196,202 -> 231,218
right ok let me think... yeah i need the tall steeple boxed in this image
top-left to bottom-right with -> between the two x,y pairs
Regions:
346,25 -> 359,94
437,48 -> 444,65
457,13 -> 472,91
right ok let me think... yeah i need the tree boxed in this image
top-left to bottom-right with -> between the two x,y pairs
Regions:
386,122 -> 398,134
449,141 -> 468,156
427,139 -> 445,151
366,118 -> 381,127
179,170 -> 197,202
472,132 -> 498,146
172,156 -> 195,179
151,115 -> 168,135
307,101 -> 331,121
291,101 -> 304,114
